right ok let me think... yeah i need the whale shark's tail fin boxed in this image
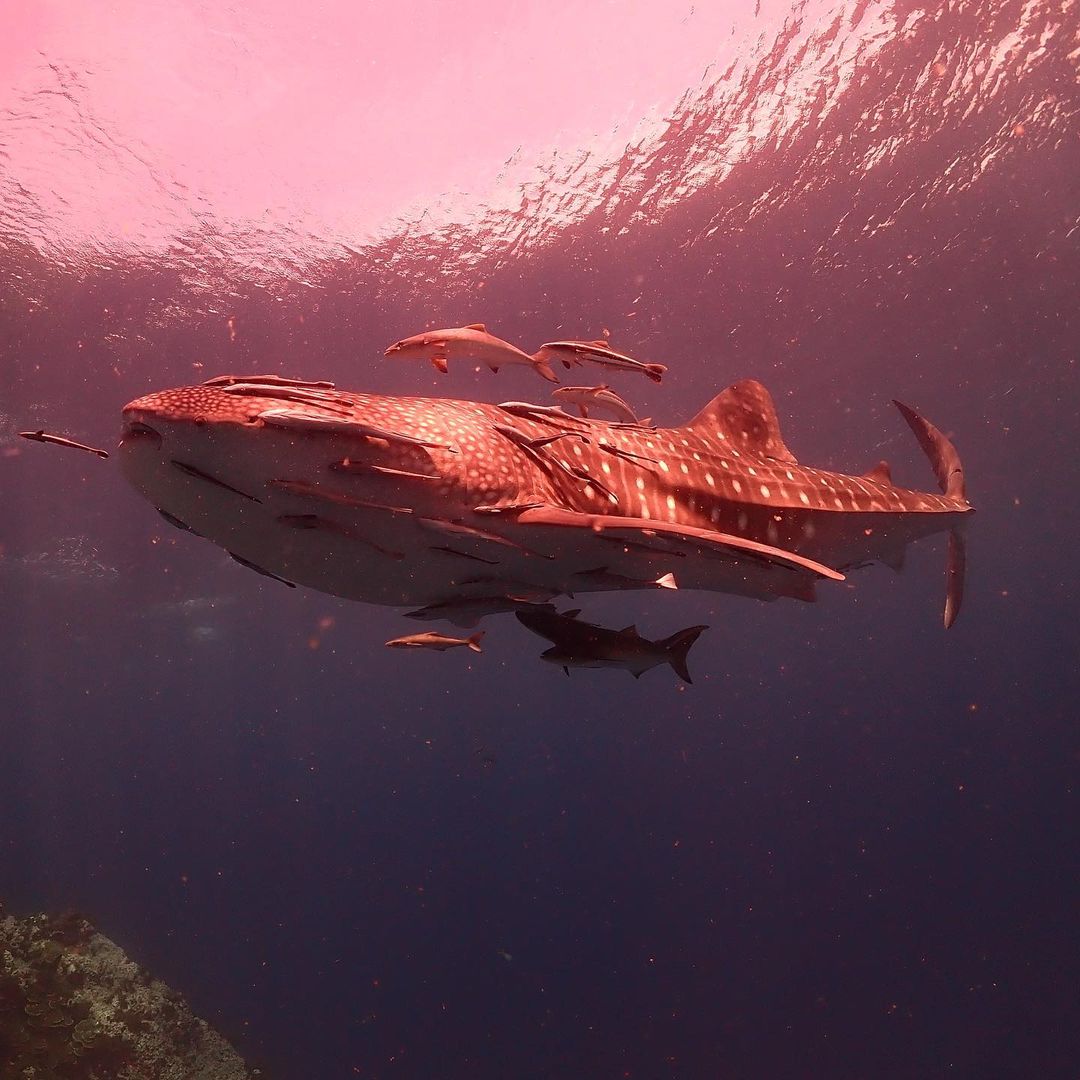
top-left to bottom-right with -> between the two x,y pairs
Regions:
893,400 -> 970,628
657,625 -> 709,684
892,400 -> 967,503
943,530 -> 966,630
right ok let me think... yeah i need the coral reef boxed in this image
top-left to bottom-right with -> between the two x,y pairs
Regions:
0,905 -> 262,1080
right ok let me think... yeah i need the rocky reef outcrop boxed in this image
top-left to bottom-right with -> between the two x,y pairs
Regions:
0,906 -> 262,1080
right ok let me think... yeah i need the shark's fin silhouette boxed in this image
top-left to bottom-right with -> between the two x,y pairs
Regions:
657,625 -> 709,684
680,379 -> 797,463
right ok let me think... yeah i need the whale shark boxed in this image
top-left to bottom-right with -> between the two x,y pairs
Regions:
118,374 -> 972,625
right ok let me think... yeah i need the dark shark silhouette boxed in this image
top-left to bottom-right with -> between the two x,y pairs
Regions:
118,374 -> 972,625
515,608 -> 709,683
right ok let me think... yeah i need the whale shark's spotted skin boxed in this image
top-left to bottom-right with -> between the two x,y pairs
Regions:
119,375 -> 972,624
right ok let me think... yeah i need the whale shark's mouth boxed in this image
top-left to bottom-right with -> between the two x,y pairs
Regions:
120,420 -> 163,448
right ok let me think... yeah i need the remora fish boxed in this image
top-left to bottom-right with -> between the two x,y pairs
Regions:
551,385 -> 646,424
532,340 -> 667,383
386,324 -> 558,382
19,430 -> 110,459
385,630 -> 485,652
516,609 -> 708,682
117,374 -> 972,625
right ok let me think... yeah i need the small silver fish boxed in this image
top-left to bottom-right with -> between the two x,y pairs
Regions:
385,630 -> 485,653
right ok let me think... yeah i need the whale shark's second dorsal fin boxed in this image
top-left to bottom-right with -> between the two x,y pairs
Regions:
863,460 -> 892,485
680,379 -> 798,464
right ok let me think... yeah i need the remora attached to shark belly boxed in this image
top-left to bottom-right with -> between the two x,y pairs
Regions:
117,373 -> 972,624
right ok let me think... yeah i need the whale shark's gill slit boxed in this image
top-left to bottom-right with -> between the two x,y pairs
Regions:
430,546 -> 500,565
276,514 -> 404,560
418,518 -> 554,559
157,508 -> 200,535
228,551 -> 296,587
171,460 -> 261,502
270,479 -> 413,516
329,460 -> 441,481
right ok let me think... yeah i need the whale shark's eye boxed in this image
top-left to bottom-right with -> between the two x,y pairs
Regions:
193,415 -> 207,427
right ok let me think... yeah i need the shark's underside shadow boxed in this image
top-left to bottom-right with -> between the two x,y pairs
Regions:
116,374 -> 972,678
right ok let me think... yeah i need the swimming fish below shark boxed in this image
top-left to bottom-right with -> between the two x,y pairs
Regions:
515,608 -> 708,682
385,630 -> 485,653
117,374 -> 972,626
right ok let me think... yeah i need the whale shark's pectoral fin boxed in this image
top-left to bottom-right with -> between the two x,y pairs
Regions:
430,353 -> 449,374
516,506 -> 841,578
514,505 -> 843,603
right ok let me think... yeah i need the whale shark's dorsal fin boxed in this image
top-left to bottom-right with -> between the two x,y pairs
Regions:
680,379 -> 798,464
465,322 -> 487,332
863,460 -> 892,485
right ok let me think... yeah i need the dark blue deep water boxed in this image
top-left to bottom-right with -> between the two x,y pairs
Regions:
2,2 -> 1078,1077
